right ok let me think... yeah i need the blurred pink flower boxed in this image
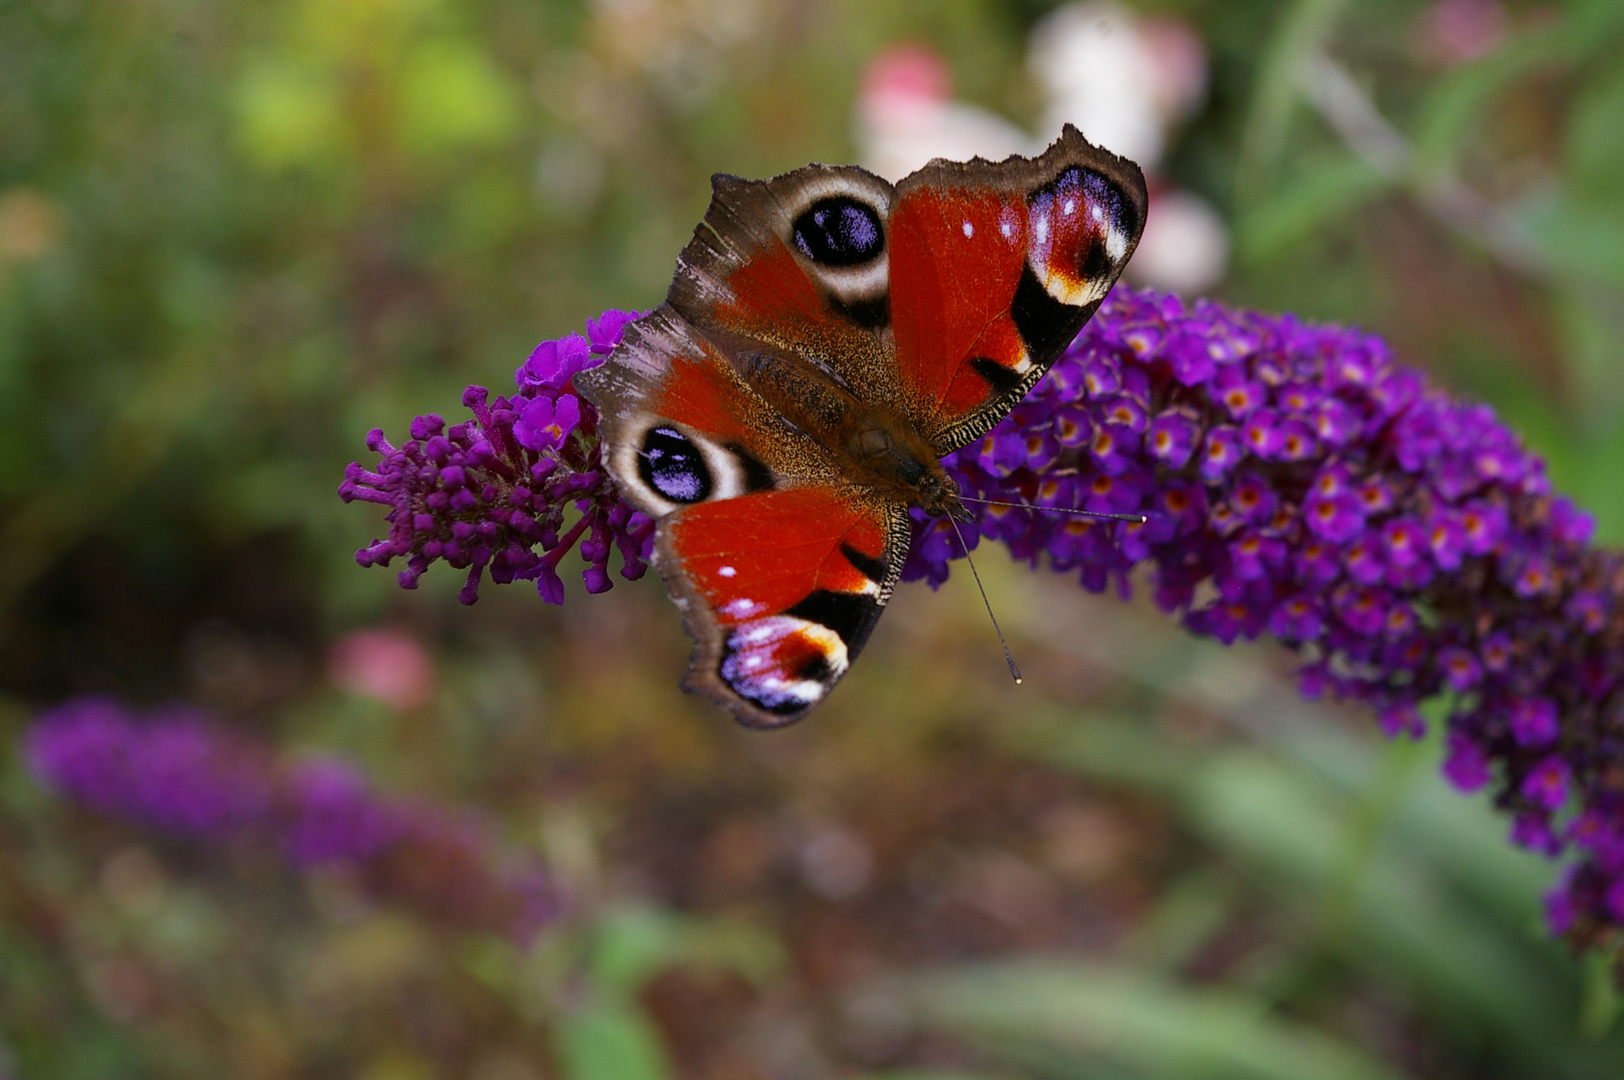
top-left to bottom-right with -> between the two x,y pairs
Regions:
855,44 -> 1032,182
858,42 -> 950,116
327,628 -> 436,710
1138,17 -> 1209,125
1416,0 -> 1510,66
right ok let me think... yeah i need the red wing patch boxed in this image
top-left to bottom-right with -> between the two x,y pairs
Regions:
664,166 -> 898,400
648,350 -> 761,444
888,139 -> 1146,453
711,246 -> 848,357
660,485 -> 899,726
889,186 -> 1030,416
667,486 -> 887,625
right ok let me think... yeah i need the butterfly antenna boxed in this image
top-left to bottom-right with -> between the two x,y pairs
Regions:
947,515 -> 1022,686
957,495 -> 1146,524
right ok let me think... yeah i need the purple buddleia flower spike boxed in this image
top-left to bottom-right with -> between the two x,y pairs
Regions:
905,286 -> 1624,957
338,310 -> 653,605
25,698 -> 561,944
341,289 -> 1624,964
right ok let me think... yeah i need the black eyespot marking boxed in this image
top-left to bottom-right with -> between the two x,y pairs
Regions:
1011,265 -> 1091,365
970,356 -> 1024,395
1082,168 -> 1139,241
719,639 -> 812,718
734,686 -> 808,717
1078,237 -> 1113,283
1035,166 -> 1139,240
785,589 -> 879,650
796,652 -> 833,683
793,197 -> 885,266
829,292 -> 891,329
719,631 -> 825,719
840,543 -> 887,585
724,442 -> 775,493
638,426 -> 712,504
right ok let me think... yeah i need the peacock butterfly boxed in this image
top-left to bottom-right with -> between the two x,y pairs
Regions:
576,124 -> 1147,728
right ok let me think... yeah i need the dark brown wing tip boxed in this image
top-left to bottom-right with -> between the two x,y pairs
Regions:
730,704 -> 812,731
713,160 -> 896,195
1055,123 -> 1147,182
679,669 -> 813,730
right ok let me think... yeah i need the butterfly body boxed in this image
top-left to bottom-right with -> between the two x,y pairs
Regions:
741,349 -> 960,515
577,125 -> 1146,727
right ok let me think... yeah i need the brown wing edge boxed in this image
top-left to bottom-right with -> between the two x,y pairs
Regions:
895,123 -> 1148,455
662,499 -> 912,729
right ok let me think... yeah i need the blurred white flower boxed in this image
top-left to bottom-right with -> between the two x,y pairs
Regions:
1032,3 -> 1224,291
855,44 -> 1033,183
1136,16 -> 1210,130
1031,2 -> 1165,167
1129,187 -> 1229,294
855,10 -> 1226,293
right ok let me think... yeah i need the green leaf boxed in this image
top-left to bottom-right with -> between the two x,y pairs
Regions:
1188,750 -> 1584,1059
1414,3 -> 1624,182
554,997 -> 673,1080
590,905 -> 785,994
856,1073 -> 1015,1080
1581,949 -> 1623,1040
234,62 -> 348,170
1236,156 -> 1392,264
1235,0 -> 1353,207
900,961 -> 1410,1080
997,707 -> 1199,794
397,41 -> 520,156
1527,201 -> 1624,293
1567,63 -> 1624,202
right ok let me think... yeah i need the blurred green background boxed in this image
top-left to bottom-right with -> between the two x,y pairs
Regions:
3,0 -> 1624,1076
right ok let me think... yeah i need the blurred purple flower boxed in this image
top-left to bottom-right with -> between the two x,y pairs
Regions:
25,698 -> 559,944
341,287 -> 1624,959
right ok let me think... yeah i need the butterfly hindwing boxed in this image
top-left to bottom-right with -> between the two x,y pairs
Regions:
661,485 -> 907,728
889,124 -> 1147,453
576,307 -> 908,728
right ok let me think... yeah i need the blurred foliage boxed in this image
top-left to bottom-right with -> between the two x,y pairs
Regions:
2,0 -> 1623,1076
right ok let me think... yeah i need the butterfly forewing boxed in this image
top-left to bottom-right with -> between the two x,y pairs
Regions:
889,125 -> 1146,454
666,165 -> 901,402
